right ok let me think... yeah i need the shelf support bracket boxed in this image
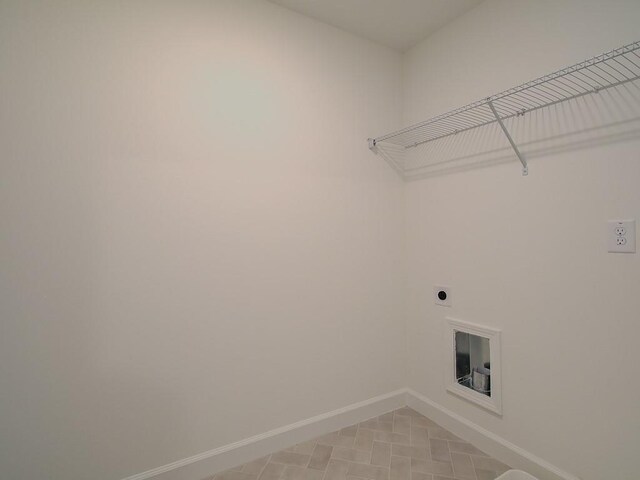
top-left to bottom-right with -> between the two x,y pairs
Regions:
487,100 -> 528,176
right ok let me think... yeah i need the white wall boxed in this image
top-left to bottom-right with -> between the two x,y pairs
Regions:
403,1 -> 640,479
0,2 -> 405,479
4,1 -> 640,479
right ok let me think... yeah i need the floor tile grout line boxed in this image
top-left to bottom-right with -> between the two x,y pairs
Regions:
305,446 -> 314,470
318,455 -> 329,480
450,451 -> 477,480
445,439 -> 488,458
255,454 -> 272,480
431,438 -> 452,464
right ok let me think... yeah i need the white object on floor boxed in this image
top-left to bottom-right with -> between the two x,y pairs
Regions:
496,470 -> 540,480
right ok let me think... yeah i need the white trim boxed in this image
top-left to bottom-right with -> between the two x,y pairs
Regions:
444,317 -> 503,415
120,389 -> 406,480
405,389 -> 581,480
121,388 -> 580,480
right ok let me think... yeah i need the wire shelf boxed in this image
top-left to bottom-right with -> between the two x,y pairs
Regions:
369,40 -> 640,178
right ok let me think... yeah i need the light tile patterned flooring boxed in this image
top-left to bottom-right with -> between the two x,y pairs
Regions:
210,407 -> 511,480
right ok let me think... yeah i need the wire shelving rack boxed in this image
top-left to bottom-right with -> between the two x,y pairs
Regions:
369,40 -> 640,178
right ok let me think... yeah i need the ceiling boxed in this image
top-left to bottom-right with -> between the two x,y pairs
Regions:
267,0 -> 483,52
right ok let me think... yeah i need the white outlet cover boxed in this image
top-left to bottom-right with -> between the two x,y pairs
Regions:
608,220 -> 636,253
434,286 -> 452,307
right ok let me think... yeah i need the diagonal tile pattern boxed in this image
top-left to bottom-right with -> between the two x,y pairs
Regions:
209,408 -> 511,480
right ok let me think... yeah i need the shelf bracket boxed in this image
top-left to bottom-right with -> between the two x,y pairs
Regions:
487,99 -> 528,176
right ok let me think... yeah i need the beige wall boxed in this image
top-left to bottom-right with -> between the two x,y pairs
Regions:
0,2 -> 405,479
403,1 -> 640,479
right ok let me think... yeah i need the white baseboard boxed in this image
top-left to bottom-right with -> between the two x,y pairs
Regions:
405,389 -> 580,480
121,389 -> 406,480
122,388 -> 578,480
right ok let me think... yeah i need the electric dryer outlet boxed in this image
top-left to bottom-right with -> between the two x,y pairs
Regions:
434,286 -> 452,307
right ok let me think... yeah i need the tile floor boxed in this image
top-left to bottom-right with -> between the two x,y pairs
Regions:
210,407 -> 510,480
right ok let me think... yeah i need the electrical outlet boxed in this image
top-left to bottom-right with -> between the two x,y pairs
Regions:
608,220 -> 636,253
434,286 -> 452,307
